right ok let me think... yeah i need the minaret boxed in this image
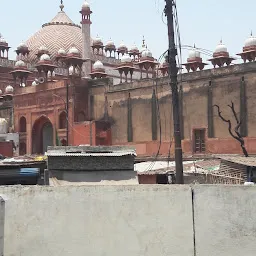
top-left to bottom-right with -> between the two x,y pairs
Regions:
80,1 -> 92,78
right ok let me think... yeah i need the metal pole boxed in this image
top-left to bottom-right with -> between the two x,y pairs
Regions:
66,80 -> 69,145
165,0 -> 184,184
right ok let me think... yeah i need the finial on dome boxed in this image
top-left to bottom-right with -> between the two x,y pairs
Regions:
142,36 -> 146,48
60,0 -> 64,11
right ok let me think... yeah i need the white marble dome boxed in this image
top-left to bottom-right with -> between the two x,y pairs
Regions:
118,42 -> 127,50
244,34 -> 256,47
93,36 -> 103,46
5,85 -> 14,94
93,60 -> 104,70
15,60 -> 26,67
68,46 -> 80,55
188,48 -> 200,59
82,1 -> 90,10
215,41 -> 228,53
40,54 -> 51,61
106,39 -> 115,48
121,54 -> 132,63
58,48 -> 66,55
130,44 -> 139,52
17,42 -> 28,50
0,37 -> 6,44
141,48 -> 153,58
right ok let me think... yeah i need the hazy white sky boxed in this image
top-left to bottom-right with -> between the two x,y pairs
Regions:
0,0 -> 255,63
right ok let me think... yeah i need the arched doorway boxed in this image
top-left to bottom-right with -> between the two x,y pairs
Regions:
32,116 -> 53,154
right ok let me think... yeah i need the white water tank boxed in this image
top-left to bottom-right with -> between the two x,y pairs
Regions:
0,118 -> 8,134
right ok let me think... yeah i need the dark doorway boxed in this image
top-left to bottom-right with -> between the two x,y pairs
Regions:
32,116 -> 53,154
156,174 -> 168,184
42,122 -> 53,153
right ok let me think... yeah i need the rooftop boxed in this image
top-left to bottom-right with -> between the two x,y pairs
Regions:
46,146 -> 137,157
218,156 -> 256,167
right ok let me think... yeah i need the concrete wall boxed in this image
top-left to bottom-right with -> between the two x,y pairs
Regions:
0,186 -> 194,256
0,185 -> 256,256
193,185 -> 256,256
0,197 -> 4,256
51,170 -> 138,185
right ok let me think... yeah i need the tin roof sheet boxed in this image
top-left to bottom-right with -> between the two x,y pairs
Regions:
46,151 -> 136,157
218,156 -> 256,167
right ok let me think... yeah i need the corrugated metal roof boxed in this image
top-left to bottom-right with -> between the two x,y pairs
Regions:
218,156 -> 256,167
195,160 -> 220,171
46,152 -> 136,157
136,161 -> 212,175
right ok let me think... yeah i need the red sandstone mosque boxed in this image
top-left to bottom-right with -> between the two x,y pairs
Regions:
0,1 -> 256,156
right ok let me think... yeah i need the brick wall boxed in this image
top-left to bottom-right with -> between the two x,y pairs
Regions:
0,142 -> 13,157
91,62 -> 256,156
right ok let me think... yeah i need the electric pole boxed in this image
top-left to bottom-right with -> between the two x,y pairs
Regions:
164,0 -> 184,184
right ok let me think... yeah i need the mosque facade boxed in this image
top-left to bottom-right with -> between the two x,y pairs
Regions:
0,1 -> 256,156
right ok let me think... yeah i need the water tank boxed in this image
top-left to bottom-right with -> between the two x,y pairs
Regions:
0,118 -> 8,134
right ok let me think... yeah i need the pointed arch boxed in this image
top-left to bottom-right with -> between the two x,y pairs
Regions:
32,116 -> 53,154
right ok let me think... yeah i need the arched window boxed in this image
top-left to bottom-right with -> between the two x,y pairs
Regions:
19,116 -> 27,132
59,111 -> 66,129
77,111 -> 86,122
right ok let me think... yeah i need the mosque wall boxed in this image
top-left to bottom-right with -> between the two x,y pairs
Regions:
13,80 -> 79,154
90,62 -> 256,155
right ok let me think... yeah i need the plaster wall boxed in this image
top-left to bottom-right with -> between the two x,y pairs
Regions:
193,185 -> 256,256
0,185 -> 194,256
0,186 -> 256,256
51,170 -> 138,184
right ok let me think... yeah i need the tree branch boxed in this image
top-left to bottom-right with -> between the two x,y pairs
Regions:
214,103 -> 248,157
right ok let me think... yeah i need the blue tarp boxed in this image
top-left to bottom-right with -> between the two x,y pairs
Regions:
20,168 -> 39,176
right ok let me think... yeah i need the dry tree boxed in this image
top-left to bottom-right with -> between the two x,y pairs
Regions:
214,101 -> 248,157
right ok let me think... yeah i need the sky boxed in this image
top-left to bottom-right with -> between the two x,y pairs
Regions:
0,0 -> 255,64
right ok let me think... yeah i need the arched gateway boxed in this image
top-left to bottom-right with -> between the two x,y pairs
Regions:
32,116 -> 53,154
